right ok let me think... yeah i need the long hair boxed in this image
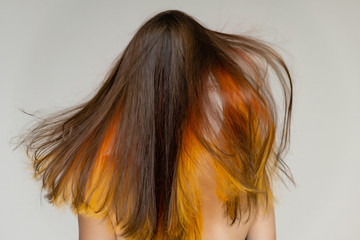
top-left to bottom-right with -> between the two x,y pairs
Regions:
14,9 -> 295,240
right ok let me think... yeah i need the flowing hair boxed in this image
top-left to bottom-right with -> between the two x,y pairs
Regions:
13,9 -> 295,240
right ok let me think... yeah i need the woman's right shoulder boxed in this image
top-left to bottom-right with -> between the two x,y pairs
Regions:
246,203 -> 276,240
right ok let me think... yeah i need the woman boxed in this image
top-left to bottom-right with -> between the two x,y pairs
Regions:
16,9 -> 295,240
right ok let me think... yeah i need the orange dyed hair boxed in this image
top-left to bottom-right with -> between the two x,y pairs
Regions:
14,9 -> 295,239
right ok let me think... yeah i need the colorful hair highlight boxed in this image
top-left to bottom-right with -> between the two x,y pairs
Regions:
14,10 -> 295,240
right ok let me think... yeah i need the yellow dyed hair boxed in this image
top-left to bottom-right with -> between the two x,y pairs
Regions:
14,9 -> 295,240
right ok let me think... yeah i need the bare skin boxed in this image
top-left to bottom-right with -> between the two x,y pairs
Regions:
78,193 -> 275,240
78,89 -> 276,239
78,167 -> 276,240
78,214 -> 116,240
197,152 -> 276,240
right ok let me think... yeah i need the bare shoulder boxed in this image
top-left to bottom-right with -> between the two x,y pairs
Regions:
77,213 -> 117,240
246,203 -> 276,240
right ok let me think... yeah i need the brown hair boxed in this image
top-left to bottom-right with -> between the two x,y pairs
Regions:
14,9 -> 295,240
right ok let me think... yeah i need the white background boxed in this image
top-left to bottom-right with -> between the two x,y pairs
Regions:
1,0 -> 359,239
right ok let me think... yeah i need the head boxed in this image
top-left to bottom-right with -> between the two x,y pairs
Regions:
14,9 -> 294,239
